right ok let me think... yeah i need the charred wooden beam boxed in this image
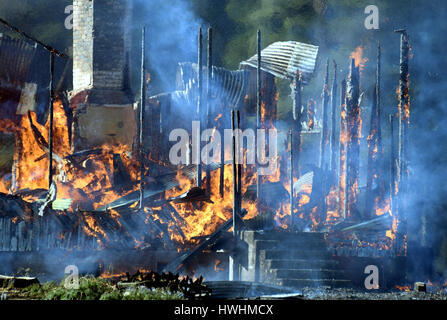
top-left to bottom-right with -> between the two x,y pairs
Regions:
48,52 -> 55,190
292,72 -> 303,178
205,27 -> 213,195
330,61 -> 338,176
365,43 -> 384,219
231,110 -> 240,236
395,29 -> 410,255
319,59 -> 330,170
0,17 -> 69,59
256,29 -> 262,208
345,59 -> 361,219
237,111 -> 242,217
319,59 -> 330,222
196,27 -> 203,188
139,26 -> 147,209
289,129 -> 294,226
96,163 -> 220,212
219,110 -> 225,198
389,114 -> 396,214
337,212 -> 392,233
231,109 -> 242,281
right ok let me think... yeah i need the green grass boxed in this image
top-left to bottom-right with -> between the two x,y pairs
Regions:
20,276 -> 186,300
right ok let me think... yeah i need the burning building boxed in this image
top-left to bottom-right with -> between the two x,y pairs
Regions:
0,0 -> 416,292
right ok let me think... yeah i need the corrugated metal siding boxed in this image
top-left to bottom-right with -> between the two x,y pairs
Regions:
240,41 -> 319,84
176,62 -> 249,107
0,33 -> 36,87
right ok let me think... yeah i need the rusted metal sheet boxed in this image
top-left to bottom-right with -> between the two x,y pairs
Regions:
240,41 -> 319,84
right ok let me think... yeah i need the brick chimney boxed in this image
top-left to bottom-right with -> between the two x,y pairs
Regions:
70,0 -> 136,151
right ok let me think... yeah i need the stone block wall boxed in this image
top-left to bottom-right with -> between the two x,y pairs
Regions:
72,0 -> 132,98
73,0 -> 93,91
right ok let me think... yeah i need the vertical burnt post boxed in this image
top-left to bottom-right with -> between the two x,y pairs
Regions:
219,107 -> 225,198
389,114 -> 396,214
319,59 -> 330,170
365,43 -> 383,218
290,71 -> 303,228
292,72 -> 303,178
330,61 -> 338,178
205,27 -> 213,195
256,29 -> 262,208
395,29 -> 410,255
232,110 -> 238,235
339,79 -> 347,218
139,26 -> 146,210
345,59 -> 361,219
237,111 -> 242,216
376,42 -> 383,157
48,52 -> 55,190
196,27 -> 203,188
365,84 -> 378,217
289,129 -> 294,227
231,109 -> 240,280
319,59 -> 330,221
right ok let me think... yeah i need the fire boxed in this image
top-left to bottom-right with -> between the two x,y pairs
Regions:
214,259 -> 224,272
395,285 -> 411,292
350,46 -> 368,71
166,163 -> 259,243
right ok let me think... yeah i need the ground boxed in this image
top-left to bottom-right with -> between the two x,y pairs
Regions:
269,287 -> 447,300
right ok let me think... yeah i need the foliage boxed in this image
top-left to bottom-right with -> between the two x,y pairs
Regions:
20,275 -> 186,300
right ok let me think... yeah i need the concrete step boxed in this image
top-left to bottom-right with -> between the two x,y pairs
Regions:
254,239 -> 327,251
267,268 -> 346,280
265,259 -> 340,270
262,249 -> 331,260
249,231 -> 326,242
272,278 -> 352,288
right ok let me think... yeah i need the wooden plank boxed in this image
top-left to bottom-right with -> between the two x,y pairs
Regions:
26,220 -> 32,251
18,221 -> 24,251
0,218 -> 3,250
35,216 -> 41,251
3,218 -> 10,251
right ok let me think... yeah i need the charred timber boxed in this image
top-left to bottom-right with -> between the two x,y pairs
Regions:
319,59 -> 330,170
318,60 -> 330,222
395,29 -> 410,255
292,72 -> 303,178
196,27 -> 203,188
345,59 -> 361,219
339,79 -> 347,218
139,26 -> 147,209
0,17 -> 69,59
237,111 -> 242,216
205,27 -> 213,195
256,30 -> 262,207
366,43 -> 384,219
389,114 -> 396,214
289,130 -> 294,226
219,111 -> 225,198
330,61 -> 338,177
48,53 -> 55,190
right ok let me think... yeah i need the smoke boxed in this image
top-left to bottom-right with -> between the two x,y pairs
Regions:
131,0 -> 205,94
